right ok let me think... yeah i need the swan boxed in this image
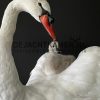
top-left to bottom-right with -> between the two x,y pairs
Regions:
0,0 -> 100,100
27,45 -> 100,100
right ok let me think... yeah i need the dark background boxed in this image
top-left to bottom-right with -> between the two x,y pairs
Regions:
0,0 -> 100,84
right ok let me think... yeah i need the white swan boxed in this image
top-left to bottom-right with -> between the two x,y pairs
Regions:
0,0 -> 100,100
27,45 -> 100,100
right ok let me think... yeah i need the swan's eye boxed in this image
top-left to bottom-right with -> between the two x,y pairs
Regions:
38,3 -> 42,7
38,2 -> 49,15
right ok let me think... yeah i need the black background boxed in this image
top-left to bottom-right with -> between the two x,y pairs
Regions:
0,0 -> 100,84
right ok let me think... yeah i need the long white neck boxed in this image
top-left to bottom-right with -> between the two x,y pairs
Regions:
0,1 -> 24,99
0,1 -> 20,44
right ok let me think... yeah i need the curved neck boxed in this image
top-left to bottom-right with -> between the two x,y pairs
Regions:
0,2 -> 24,97
0,1 -> 20,45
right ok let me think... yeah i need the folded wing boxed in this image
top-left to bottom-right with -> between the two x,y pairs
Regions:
58,46 -> 100,97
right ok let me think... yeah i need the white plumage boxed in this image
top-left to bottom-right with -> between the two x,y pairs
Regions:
0,0 -> 100,100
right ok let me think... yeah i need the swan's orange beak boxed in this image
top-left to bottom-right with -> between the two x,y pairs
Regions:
40,15 -> 56,41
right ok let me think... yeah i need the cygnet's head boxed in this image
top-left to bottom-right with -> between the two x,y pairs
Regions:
49,41 -> 59,53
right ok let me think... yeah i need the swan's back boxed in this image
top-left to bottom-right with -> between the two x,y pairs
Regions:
24,50 -> 75,100
27,52 -> 75,85
25,46 -> 100,100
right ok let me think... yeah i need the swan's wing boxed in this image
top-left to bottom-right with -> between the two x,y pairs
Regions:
26,52 -> 75,85
58,46 -> 100,98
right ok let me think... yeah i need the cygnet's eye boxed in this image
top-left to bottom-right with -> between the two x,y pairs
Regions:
51,42 -> 58,49
53,43 -> 57,48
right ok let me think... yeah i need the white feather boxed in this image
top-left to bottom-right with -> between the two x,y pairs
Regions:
0,0 -> 100,100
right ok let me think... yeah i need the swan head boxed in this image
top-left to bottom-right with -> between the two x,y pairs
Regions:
13,0 -> 51,22
12,0 -> 56,40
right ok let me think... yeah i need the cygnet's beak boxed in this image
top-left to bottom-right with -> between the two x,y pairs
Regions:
40,15 -> 56,41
